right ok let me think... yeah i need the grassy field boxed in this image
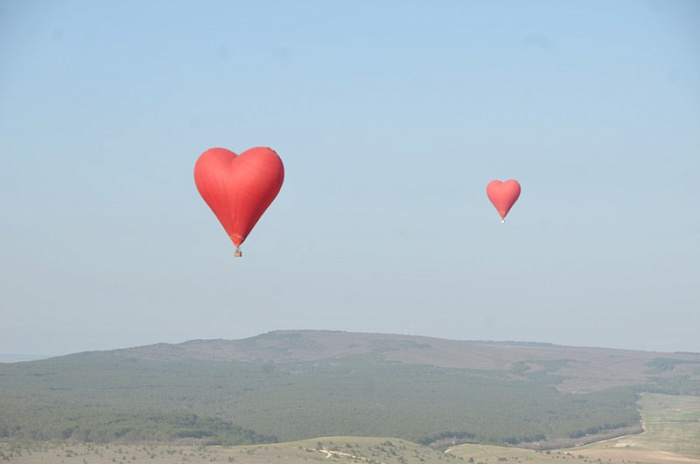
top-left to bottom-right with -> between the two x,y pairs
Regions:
1,393 -> 698,464
574,393 -> 700,460
0,437 -> 460,464
449,393 -> 700,464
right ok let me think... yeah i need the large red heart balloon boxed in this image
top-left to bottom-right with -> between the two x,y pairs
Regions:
486,179 -> 521,221
194,147 -> 284,252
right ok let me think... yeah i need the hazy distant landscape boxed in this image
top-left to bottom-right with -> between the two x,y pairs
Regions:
0,355 -> 51,364
2,392 -> 699,464
4,1 -> 700,463
2,330 -> 699,460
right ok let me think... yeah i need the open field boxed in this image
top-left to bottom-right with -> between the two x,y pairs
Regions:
448,393 -> 700,464
447,442 -> 700,464
573,393 -> 700,461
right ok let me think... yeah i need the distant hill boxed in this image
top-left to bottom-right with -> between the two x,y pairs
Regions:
1,330 -> 699,448
115,330 -> 700,394
0,353 -> 52,363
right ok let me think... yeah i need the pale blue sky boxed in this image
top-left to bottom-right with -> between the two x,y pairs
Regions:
1,0 -> 699,356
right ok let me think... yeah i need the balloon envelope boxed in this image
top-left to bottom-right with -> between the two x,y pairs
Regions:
486,179 -> 521,220
194,147 -> 284,249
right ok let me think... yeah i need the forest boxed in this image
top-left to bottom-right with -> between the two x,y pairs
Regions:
1,331 -> 699,448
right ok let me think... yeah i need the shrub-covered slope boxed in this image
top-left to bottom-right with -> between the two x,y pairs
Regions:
1,330 -> 698,446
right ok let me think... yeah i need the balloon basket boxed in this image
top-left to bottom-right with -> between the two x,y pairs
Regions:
234,249 -> 242,258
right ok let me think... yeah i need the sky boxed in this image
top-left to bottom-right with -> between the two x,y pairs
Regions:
1,0 -> 699,357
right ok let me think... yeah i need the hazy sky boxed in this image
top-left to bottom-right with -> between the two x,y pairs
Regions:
1,0 -> 699,356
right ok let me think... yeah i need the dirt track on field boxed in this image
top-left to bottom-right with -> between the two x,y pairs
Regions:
574,449 -> 700,464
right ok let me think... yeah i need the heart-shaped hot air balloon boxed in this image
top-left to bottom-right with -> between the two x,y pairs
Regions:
194,147 -> 284,256
486,179 -> 521,222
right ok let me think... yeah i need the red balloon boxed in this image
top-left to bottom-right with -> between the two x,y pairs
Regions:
194,147 -> 284,252
486,179 -> 521,221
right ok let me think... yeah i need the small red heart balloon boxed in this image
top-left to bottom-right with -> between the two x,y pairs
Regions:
194,147 -> 284,250
486,179 -> 521,221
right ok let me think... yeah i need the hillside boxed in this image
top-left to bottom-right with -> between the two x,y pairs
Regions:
2,393 -> 698,464
1,330 -> 699,448
115,330 -> 700,394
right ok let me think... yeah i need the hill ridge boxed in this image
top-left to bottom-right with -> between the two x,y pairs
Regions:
103,329 -> 700,394
2,330 -> 699,447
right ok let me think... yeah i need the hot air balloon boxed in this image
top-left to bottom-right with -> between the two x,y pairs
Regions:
194,147 -> 284,257
486,179 -> 521,222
